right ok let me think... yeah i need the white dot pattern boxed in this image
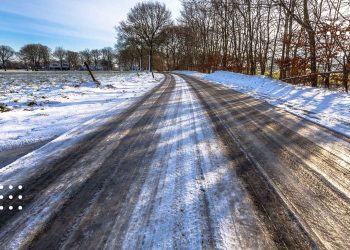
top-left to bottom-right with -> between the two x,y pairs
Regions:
0,184 -> 24,210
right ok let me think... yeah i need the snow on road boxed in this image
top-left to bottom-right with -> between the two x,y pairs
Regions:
0,74 -> 274,249
0,71 -> 163,151
176,70 -> 350,137
1,73 -> 345,248
121,75 -> 273,249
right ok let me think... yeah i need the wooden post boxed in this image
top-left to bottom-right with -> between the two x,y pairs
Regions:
84,62 -> 100,85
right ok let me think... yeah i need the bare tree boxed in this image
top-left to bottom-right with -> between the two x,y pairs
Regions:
66,51 -> 80,70
19,45 -> 37,70
101,47 -> 115,70
80,49 -> 92,66
17,51 -> 29,71
118,1 -> 172,77
0,45 -> 15,71
91,49 -> 101,69
53,47 -> 66,70
19,44 -> 50,71
274,0 -> 319,86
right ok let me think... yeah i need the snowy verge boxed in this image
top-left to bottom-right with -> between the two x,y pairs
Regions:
176,70 -> 350,137
0,74 -> 166,248
0,72 -> 163,151
0,73 -> 164,183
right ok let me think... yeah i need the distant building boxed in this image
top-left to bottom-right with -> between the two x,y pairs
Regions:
49,62 -> 70,70
79,64 -> 106,71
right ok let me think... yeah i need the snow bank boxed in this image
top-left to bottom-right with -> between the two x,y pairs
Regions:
178,70 -> 350,137
0,71 -> 163,151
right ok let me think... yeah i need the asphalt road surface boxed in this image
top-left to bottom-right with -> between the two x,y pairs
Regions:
0,73 -> 349,249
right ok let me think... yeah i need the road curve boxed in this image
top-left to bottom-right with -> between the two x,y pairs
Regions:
0,73 -> 349,249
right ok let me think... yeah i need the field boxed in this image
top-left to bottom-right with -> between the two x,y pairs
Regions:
0,71 -> 163,151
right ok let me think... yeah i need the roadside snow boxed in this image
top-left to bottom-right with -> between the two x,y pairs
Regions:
0,71 -> 163,151
177,70 -> 350,137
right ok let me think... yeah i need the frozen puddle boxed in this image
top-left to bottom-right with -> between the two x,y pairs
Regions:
120,75 -> 273,249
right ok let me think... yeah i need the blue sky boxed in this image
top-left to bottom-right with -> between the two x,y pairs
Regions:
0,0 -> 181,51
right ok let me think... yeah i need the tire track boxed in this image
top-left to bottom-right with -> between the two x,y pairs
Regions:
0,74 -> 174,249
181,73 -> 350,250
120,75 -> 276,249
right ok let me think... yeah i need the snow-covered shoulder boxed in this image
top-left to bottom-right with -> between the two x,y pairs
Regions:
177,70 -> 350,137
0,71 -> 163,151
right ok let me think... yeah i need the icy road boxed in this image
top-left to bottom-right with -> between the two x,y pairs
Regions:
0,74 -> 349,249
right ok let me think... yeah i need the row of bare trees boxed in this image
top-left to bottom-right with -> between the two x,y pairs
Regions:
116,0 -> 350,91
0,44 -> 116,71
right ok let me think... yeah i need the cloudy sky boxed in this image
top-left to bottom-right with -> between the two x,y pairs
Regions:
0,0 -> 182,51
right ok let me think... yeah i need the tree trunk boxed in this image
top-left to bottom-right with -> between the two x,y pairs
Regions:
280,12 -> 289,80
344,56 -> 349,92
325,61 -> 331,88
343,70 -> 348,93
285,2 -> 294,78
308,30 -> 317,87
149,45 -> 154,78
302,0 -> 317,87
270,6 -> 282,77
2,60 -> 6,71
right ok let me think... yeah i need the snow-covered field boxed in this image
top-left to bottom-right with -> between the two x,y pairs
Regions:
0,71 -> 163,151
176,70 -> 350,137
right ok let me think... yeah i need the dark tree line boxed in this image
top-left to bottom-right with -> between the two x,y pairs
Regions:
117,0 -> 350,90
0,44 -> 116,71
